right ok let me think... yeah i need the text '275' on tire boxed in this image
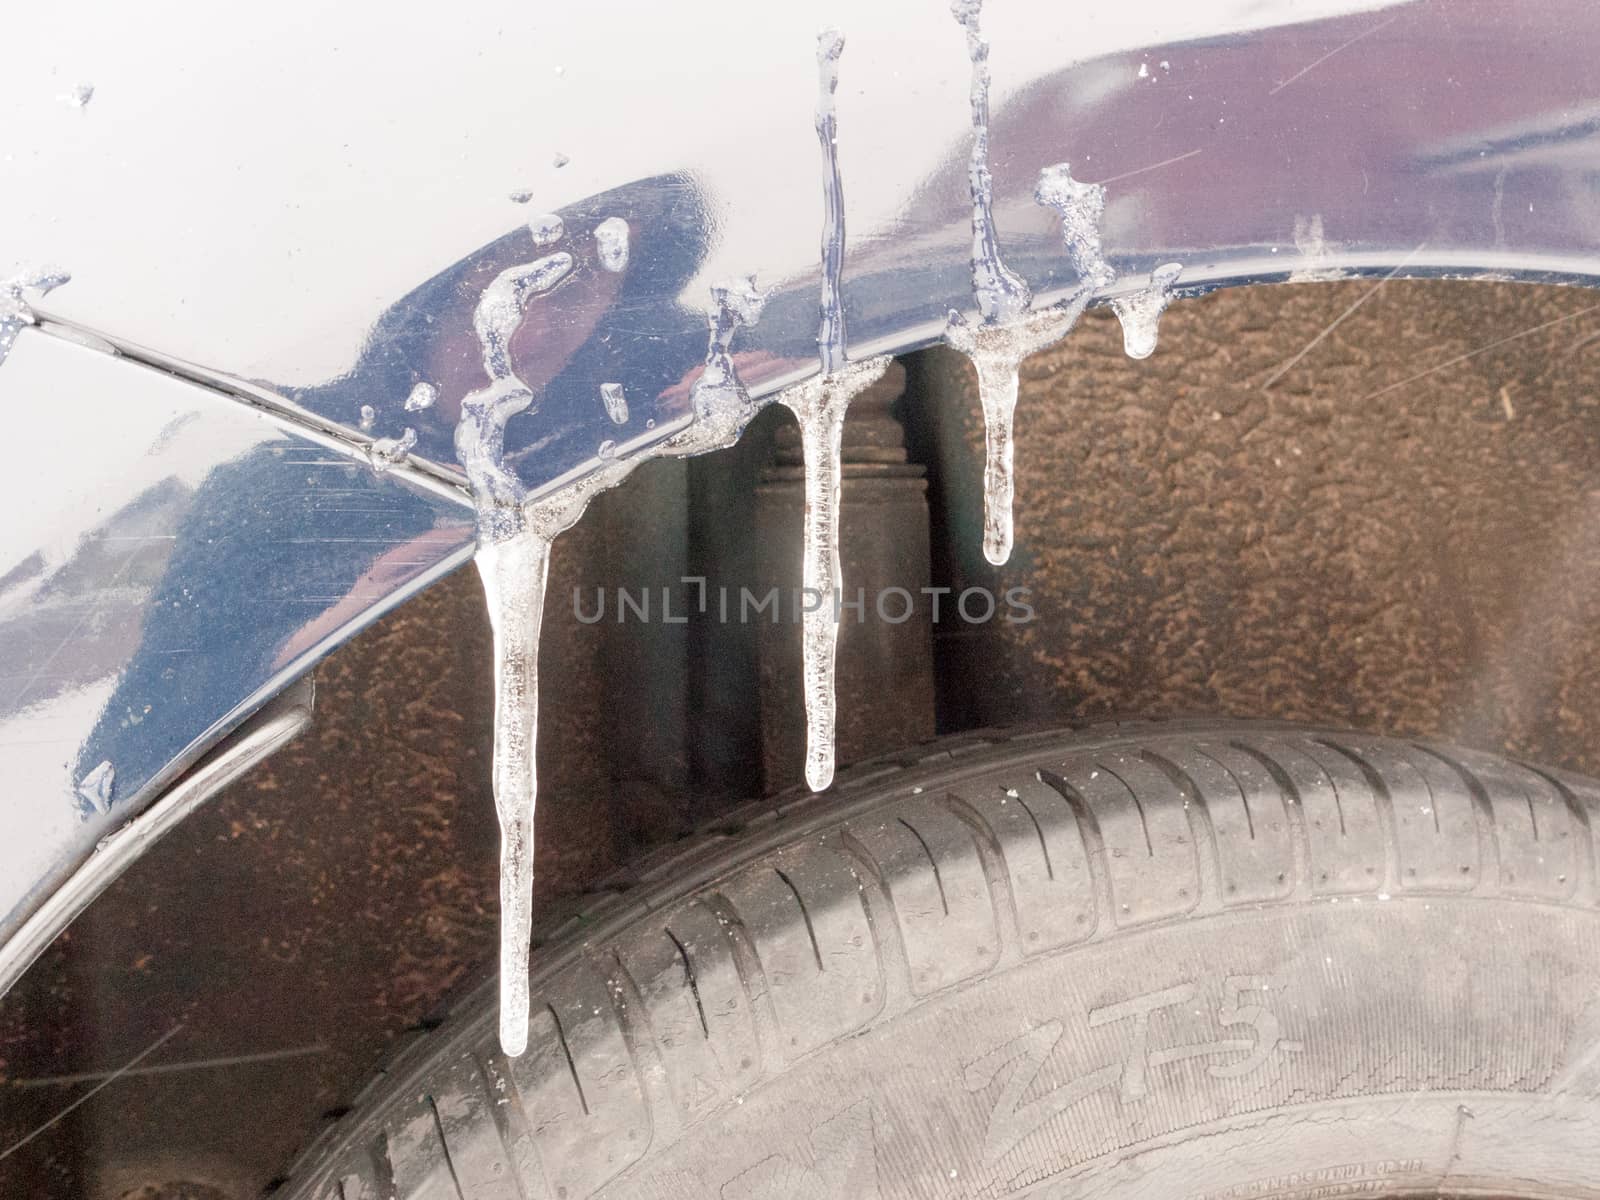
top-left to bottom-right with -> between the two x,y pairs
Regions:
282,720 -> 1600,1200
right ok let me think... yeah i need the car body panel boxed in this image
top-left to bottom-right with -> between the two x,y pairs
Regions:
3,0 -> 1599,989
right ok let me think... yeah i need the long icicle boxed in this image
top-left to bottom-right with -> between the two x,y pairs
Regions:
780,29 -> 890,792
474,528 -> 548,1058
454,244 -> 581,1058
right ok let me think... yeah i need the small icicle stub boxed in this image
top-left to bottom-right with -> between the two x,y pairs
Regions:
0,267 -> 70,367
369,426 -> 417,473
1111,262 -> 1183,359
776,28 -> 892,793
943,0 -> 1112,568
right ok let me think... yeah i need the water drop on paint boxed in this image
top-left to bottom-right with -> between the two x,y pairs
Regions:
594,216 -> 630,273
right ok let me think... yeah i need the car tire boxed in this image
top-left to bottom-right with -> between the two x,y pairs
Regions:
280,719 -> 1600,1199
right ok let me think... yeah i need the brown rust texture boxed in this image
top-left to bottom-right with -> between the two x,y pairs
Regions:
2,280 -> 1600,1196
910,280 -> 1600,773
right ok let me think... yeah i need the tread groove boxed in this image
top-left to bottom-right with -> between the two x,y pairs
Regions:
1230,739 -> 1313,897
698,890 -> 785,1071
425,1094 -> 466,1200
1195,746 -> 1255,840
661,929 -> 711,1038
1036,768 -> 1112,932
1138,748 -> 1223,906
939,790 -> 1025,957
1410,742 -> 1502,890
1520,762 -> 1597,900
545,1003 -> 590,1116
1313,738 -> 1401,889
469,1048 -> 535,1200
896,816 -> 949,915
1012,792 -> 1055,881
369,1133 -> 398,1200
1096,760 -> 1154,856
836,830 -> 916,1007
771,866 -> 825,972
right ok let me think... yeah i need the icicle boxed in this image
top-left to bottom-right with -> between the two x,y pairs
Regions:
453,233 -> 588,1057
1111,262 -> 1183,359
0,268 -> 69,367
942,3 -> 1115,569
778,357 -> 890,791
769,28 -> 892,792
945,300 -> 1089,565
404,381 -> 438,412
472,527 -> 549,1059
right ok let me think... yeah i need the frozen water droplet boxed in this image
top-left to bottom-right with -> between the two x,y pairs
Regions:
1110,262 -> 1183,359
473,252 -> 574,383
528,213 -> 564,247
1289,214 -> 1344,281
508,190 -> 533,204
594,217 -> 630,273
1138,62 -> 1149,79
405,381 -> 437,412
0,267 -> 70,366
358,404 -> 377,431
551,151 -> 570,168
597,438 -> 617,460
1004,786 -> 1019,798
778,357 -> 893,792
645,418 -> 656,430
815,27 -> 850,375
659,276 -> 768,456
600,382 -> 628,425
1035,163 -> 1116,290
369,426 -> 417,473
77,760 -> 115,814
